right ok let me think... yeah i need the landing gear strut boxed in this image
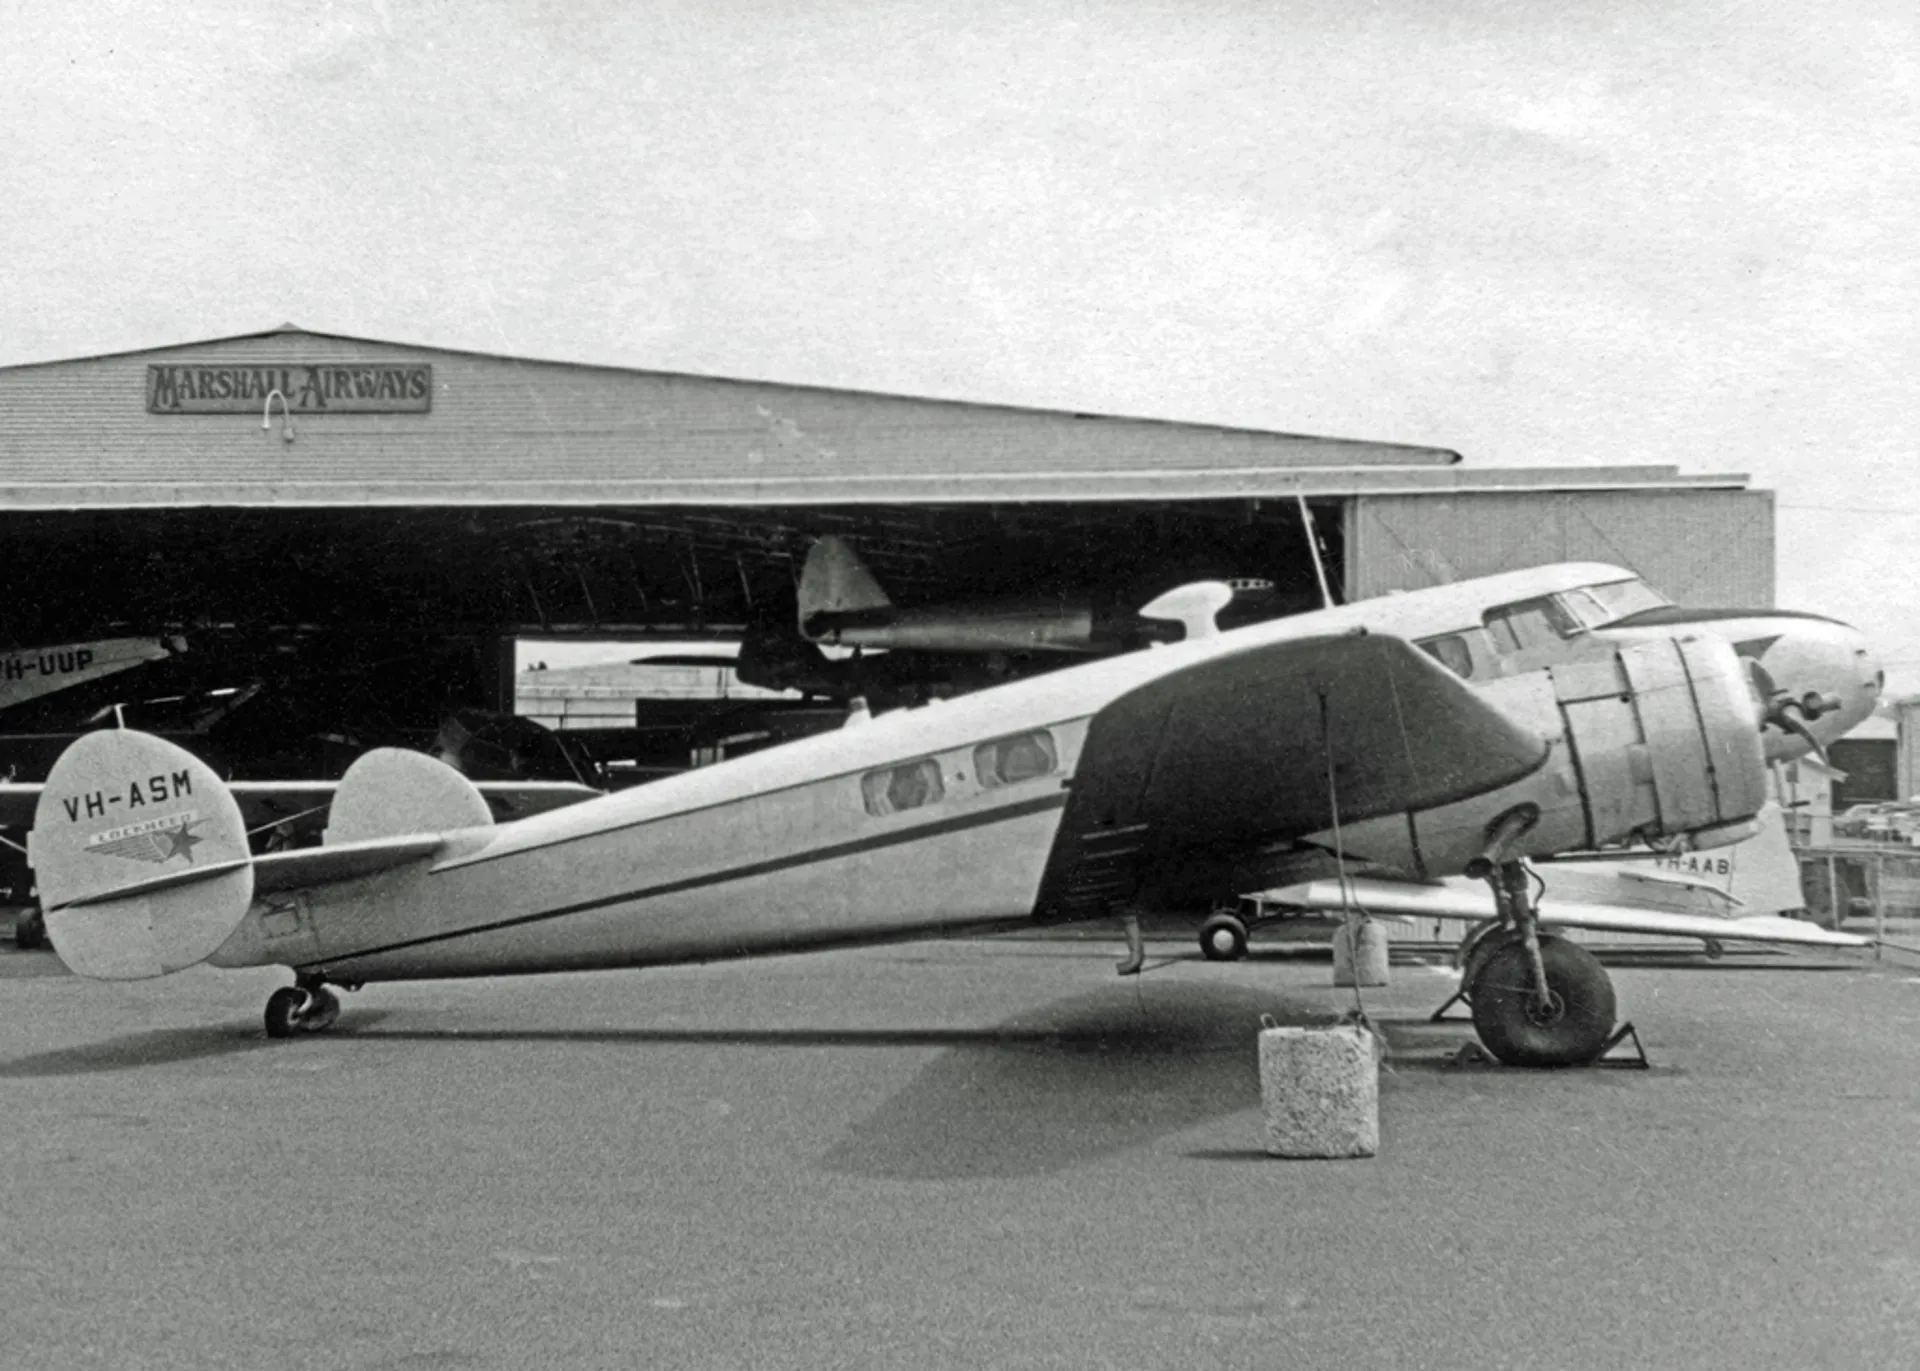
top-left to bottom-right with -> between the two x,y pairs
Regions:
1462,860 -> 1619,1068
264,976 -> 344,1038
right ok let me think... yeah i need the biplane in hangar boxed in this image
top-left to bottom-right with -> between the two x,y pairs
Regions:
20,562 -> 1881,1068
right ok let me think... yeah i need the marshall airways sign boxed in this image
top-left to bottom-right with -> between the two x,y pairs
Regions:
146,363 -> 433,414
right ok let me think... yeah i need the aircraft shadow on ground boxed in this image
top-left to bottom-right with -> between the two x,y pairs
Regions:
818,982 -> 1325,1182
0,1011 -> 394,1077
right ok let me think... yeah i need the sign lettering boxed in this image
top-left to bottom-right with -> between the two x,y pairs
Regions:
146,363 -> 433,414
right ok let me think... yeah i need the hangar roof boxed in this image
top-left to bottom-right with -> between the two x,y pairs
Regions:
0,325 -> 1747,509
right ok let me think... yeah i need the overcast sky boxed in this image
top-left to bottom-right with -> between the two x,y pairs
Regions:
5,2 -> 1917,683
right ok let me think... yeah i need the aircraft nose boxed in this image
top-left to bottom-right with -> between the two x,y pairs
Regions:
1740,616 -> 1882,763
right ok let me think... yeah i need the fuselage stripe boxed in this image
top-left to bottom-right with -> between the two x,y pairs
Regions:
305,790 -> 1071,970
435,710 -> 1097,873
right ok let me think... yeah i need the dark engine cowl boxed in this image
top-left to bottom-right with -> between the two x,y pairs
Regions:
1319,634 -> 1770,876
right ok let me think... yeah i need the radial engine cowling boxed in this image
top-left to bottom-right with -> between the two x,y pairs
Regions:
1325,634 -> 1771,875
1547,634 -> 1770,852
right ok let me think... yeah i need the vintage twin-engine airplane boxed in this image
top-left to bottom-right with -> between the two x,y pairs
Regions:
23,562 -> 1880,1068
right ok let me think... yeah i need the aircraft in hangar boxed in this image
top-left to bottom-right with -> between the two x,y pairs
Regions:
0,636 -> 184,716
738,534 -> 1280,705
794,533 -> 1278,656
19,561 -> 1881,1069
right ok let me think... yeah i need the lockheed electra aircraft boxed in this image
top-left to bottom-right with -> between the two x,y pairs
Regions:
25,563 -> 1880,1068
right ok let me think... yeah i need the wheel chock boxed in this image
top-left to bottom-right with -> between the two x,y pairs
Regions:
1594,1021 -> 1651,1070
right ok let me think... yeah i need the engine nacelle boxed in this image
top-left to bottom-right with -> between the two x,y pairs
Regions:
1319,634 -> 1769,876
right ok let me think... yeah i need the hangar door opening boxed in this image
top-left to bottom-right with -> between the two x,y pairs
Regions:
0,497 -> 1346,784
1344,490 -> 1774,608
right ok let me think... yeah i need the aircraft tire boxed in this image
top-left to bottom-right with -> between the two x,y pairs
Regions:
1469,935 -> 1617,1069
1703,938 -> 1725,960
13,909 -> 44,951
303,988 -> 341,1033
264,987 -> 309,1039
1198,912 -> 1249,962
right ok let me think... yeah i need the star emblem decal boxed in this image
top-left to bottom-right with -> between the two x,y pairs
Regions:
161,820 -> 205,864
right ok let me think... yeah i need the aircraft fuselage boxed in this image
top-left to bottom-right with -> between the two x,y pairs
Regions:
197,561 -> 1879,985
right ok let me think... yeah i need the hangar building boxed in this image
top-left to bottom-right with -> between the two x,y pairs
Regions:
0,324 -> 1775,775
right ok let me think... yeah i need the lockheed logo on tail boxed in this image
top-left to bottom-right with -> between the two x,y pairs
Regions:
85,812 -> 205,865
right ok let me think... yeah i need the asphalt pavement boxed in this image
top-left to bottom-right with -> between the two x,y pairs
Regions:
4,933 -> 1919,1370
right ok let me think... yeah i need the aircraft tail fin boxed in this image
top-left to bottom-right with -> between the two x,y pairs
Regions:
1720,802 -> 1808,917
323,748 -> 494,846
798,536 -> 892,630
29,729 -> 255,980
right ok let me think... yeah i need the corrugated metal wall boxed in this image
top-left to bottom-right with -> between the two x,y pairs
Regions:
1345,490 -> 1776,607
0,330 -> 1450,500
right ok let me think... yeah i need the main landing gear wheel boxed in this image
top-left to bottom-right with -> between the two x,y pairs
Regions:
1198,912 -> 1249,962
264,984 -> 343,1038
1469,935 -> 1617,1068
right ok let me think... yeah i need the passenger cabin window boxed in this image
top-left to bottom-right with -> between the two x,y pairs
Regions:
861,759 -> 945,816
1417,634 -> 1474,679
1483,596 -> 1582,654
974,729 -> 1058,787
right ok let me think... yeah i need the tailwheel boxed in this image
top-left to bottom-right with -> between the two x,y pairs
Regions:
13,909 -> 45,950
264,987 -> 307,1038
263,983 -> 343,1038
302,987 -> 342,1032
1469,935 -> 1617,1068
1198,911 -> 1249,962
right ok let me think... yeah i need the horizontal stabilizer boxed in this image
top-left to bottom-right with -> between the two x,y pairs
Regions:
29,729 -> 254,979
0,779 -> 594,843
253,833 -> 444,895
324,749 -> 494,846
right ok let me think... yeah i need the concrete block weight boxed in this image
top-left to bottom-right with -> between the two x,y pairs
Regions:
1332,916 -> 1390,986
1258,1023 -> 1380,1159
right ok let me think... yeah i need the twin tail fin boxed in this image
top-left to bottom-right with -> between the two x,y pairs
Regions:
30,731 -> 495,980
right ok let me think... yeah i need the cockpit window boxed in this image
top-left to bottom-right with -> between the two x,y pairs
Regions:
1483,596 -> 1583,654
1417,634 -> 1474,679
1580,577 -> 1670,623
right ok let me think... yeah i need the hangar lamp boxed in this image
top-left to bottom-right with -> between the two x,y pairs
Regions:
261,388 -> 296,444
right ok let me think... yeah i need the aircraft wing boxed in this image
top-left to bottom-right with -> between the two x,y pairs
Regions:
1273,876 -> 1872,950
1033,632 -> 1551,920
